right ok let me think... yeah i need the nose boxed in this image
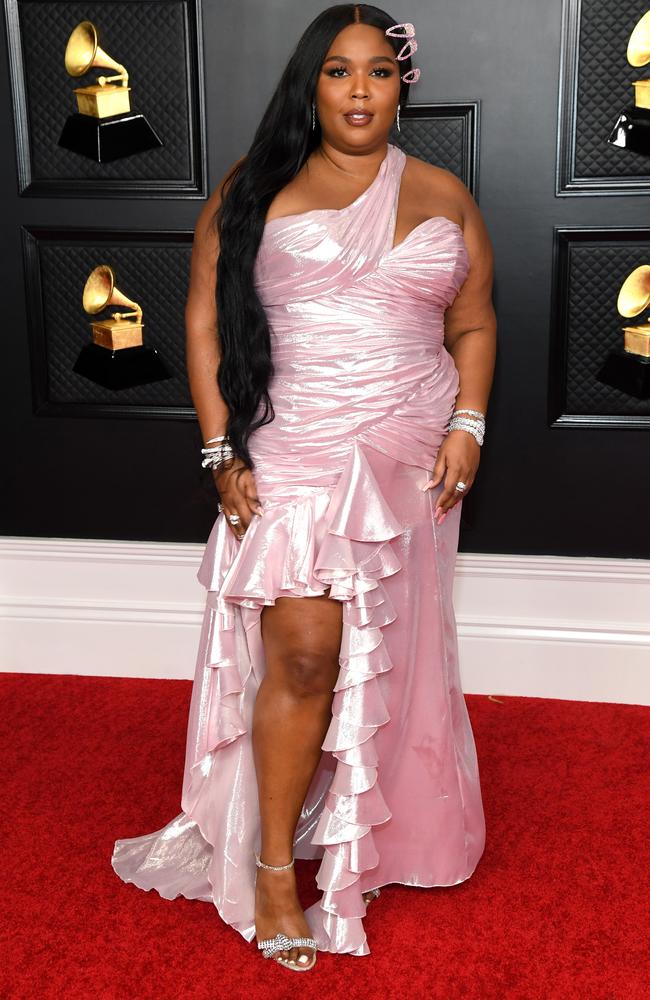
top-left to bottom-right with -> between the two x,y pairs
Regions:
349,71 -> 369,100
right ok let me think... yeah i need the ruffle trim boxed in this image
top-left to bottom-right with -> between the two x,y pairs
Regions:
188,439 -> 406,955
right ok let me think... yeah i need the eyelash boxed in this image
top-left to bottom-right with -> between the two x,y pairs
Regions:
325,65 -> 393,78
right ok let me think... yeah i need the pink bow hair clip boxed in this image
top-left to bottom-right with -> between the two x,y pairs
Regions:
385,22 -> 421,83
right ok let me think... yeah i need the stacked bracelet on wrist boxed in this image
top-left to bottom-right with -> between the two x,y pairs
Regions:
447,408 -> 486,446
201,434 -> 235,470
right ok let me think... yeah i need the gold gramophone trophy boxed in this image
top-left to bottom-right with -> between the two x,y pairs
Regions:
607,10 -> 650,155
73,264 -> 171,389
58,20 -> 163,162
596,264 -> 650,399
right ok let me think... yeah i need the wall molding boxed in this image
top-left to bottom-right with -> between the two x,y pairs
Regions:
2,537 -> 649,705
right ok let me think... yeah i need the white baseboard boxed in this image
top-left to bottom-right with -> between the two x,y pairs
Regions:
1,537 -> 648,705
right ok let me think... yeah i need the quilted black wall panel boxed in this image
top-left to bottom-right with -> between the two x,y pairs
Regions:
6,0 -> 206,196
22,227 -> 194,417
558,0 -> 650,193
550,228 -> 650,426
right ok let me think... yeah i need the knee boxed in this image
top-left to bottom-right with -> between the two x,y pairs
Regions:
283,650 -> 339,699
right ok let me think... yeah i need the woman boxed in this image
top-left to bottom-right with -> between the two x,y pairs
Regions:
112,3 -> 496,973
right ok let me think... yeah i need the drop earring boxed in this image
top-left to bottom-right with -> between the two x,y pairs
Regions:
312,101 -> 316,130
396,103 -> 401,132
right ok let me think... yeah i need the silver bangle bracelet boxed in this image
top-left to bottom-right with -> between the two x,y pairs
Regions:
448,417 -> 485,446
201,441 -> 234,469
452,408 -> 485,421
449,419 -> 484,429
449,416 -> 484,429
201,455 -> 234,471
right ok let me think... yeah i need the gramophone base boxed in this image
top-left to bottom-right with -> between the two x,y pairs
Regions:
58,111 -> 163,163
596,347 -> 650,400
73,343 -> 172,390
607,105 -> 650,155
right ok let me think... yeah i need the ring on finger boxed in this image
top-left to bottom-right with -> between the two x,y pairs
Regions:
218,507 -> 245,536
454,481 -> 467,492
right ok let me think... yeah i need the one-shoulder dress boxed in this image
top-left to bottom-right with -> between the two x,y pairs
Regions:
111,141 -> 486,957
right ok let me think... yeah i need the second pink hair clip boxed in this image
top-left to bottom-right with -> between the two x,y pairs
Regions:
385,21 -> 421,83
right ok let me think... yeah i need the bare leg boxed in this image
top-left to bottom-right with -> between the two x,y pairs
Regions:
253,590 -> 341,968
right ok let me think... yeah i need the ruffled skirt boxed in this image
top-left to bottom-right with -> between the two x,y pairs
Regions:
111,439 -> 486,956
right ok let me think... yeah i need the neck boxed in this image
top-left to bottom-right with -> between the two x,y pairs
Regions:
310,140 -> 390,184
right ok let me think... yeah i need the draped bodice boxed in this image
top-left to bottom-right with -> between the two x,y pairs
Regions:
250,142 -> 471,498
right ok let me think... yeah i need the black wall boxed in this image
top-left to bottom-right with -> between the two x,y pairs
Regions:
2,0 -> 649,558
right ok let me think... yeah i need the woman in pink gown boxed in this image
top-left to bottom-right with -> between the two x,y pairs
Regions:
112,6 -> 496,970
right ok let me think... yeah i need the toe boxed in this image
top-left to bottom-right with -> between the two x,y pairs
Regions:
288,947 -> 299,965
297,948 -> 314,968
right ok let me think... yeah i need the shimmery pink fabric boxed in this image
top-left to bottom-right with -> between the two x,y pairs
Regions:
111,143 -> 486,956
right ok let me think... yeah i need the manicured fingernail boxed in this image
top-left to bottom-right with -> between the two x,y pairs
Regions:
438,511 -> 448,524
422,480 -> 435,491
256,506 -> 264,516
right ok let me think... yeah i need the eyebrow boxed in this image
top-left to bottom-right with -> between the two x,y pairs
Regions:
323,54 -> 396,63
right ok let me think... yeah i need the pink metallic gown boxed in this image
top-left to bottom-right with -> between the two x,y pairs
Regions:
111,142 -> 486,956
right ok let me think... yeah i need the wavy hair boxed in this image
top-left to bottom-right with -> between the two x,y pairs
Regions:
213,3 -> 413,471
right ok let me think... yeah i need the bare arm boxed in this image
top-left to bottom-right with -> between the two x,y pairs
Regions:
425,174 -> 497,521
442,177 -> 497,416
185,172 -> 232,444
185,157 -> 263,535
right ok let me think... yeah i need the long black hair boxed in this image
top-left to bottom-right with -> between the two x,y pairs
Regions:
213,3 -> 414,471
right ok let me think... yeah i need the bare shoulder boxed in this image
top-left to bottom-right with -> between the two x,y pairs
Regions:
405,155 -> 476,228
408,154 -> 493,272
186,154 -> 246,321
193,153 -> 247,249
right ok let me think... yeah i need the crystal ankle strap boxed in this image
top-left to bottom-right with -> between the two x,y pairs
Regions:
254,852 -> 294,871
257,933 -> 317,958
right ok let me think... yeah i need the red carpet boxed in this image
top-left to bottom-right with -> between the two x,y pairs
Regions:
1,672 -> 647,1000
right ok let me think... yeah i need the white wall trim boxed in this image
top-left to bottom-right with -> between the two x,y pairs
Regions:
2,537 -> 649,704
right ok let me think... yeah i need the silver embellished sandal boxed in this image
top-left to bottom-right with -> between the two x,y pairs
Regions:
363,887 -> 381,906
254,853 -> 318,972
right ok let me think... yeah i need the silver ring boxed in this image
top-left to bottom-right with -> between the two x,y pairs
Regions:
228,513 -> 241,525
217,502 -> 224,512
455,481 -> 467,492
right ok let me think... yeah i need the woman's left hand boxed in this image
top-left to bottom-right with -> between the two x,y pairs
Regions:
423,430 -> 481,524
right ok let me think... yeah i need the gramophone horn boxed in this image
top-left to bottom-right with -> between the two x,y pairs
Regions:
64,20 -> 127,80
83,265 -> 140,316
627,10 -> 650,68
617,265 -> 650,318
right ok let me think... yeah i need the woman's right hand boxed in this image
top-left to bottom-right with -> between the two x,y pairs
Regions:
213,457 -> 264,539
